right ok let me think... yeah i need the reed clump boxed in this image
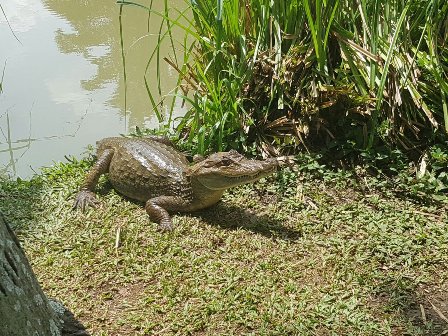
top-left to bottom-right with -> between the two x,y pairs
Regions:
119,0 -> 448,159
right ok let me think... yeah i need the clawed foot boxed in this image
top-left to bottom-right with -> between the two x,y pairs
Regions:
73,190 -> 100,211
158,219 -> 174,232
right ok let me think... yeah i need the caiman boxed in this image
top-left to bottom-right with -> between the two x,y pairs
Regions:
74,136 -> 287,231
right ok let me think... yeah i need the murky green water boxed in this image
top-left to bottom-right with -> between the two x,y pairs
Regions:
0,0 -> 187,178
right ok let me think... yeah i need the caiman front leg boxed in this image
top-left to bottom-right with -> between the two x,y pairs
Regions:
73,149 -> 114,211
145,196 -> 191,231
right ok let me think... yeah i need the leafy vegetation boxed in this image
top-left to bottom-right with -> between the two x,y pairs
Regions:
119,0 -> 448,161
1,1 -> 447,334
1,156 -> 447,335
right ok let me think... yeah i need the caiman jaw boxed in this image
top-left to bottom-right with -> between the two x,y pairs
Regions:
221,164 -> 276,183
193,156 -> 279,190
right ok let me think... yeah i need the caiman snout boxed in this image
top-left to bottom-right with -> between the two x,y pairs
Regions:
192,153 -> 295,190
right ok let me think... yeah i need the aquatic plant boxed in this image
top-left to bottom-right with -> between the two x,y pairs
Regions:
118,0 -> 448,158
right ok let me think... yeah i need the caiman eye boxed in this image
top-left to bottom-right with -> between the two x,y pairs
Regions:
221,158 -> 232,166
228,149 -> 243,160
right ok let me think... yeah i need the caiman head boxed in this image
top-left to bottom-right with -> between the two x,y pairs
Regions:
188,150 -> 282,190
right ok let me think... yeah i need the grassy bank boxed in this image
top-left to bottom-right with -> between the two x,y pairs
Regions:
1,156 -> 447,335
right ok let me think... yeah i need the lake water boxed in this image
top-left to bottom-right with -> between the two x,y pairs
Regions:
0,0 -> 188,178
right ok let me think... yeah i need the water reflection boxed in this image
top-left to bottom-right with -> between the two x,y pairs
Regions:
45,1 -> 120,97
0,0 -> 187,178
44,0 -> 182,127
44,0 -> 185,127
0,111 -> 31,176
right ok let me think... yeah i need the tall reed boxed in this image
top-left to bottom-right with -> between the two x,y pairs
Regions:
119,0 -> 448,156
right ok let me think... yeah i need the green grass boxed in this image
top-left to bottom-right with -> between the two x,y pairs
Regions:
1,156 -> 448,335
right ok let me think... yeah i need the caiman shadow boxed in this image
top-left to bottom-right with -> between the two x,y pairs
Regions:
195,201 -> 302,241
97,182 -> 301,240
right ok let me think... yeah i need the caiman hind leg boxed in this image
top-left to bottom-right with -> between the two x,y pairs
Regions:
73,148 -> 114,211
145,196 -> 191,231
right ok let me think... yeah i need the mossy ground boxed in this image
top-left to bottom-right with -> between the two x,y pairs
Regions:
1,157 -> 447,335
